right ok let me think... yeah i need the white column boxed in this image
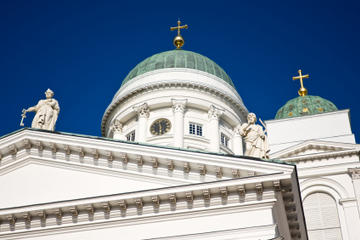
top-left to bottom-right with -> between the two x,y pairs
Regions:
233,125 -> 243,155
172,99 -> 187,148
110,119 -> 126,140
208,105 -> 224,153
339,198 -> 360,240
348,168 -> 360,217
133,103 -> 150,142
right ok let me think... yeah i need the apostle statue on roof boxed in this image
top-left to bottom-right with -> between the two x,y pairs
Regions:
239,113 -> 269,159
21,89 -> 60,131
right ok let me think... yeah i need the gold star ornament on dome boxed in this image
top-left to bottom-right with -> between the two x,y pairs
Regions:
170,20 -> 188,49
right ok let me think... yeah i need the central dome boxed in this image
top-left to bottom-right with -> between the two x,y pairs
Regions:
121,49 -> 235,87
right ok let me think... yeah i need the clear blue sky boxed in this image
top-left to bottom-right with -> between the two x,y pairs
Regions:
1,0 -> 359,142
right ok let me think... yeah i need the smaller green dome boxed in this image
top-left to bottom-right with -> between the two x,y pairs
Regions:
275,95 -> 338,119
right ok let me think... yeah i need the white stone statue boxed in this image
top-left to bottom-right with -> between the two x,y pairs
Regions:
239,113 -> 269,159
22,89 -> 60,131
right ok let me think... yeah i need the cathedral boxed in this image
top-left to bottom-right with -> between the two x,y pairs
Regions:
1,21 -> 359,240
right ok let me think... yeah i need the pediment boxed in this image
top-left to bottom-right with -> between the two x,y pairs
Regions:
270,140 -> 359,159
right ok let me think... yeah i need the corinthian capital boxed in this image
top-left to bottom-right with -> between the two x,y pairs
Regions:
348,168 -> 360,180
133,103 -> 150,118
110,119 -> 123,133
208,105 -> 224,120
172,99 -> 187,113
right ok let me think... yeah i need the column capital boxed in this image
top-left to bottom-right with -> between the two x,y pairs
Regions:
348,168 -> 360,180
208,105 -> 224,120
172,99 -> 187,113
110,119 -> 123,133
133,103 -> 150,118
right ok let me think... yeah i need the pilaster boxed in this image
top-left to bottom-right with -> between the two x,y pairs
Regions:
172,99 -> 187,148
348,168 -> 360,218
208,105 -> 224,152
133,103 -> 150,142
110,119 -> 126,140
233,125 -> 243,155
339,197 -> 360,240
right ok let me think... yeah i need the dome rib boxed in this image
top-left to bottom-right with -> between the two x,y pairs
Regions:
121,50 -> 235,87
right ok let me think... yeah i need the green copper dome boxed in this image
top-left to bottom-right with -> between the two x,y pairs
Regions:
275,95 -> 338,119
121,50 -> 235,87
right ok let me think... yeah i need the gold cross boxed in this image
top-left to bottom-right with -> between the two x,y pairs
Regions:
170,20 -> 188,36
292,69 -> 309,96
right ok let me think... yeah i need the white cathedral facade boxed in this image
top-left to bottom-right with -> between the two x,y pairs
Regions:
1,27 -> 360,240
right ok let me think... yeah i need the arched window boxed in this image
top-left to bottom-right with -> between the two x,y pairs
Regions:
303,192 -> 342,240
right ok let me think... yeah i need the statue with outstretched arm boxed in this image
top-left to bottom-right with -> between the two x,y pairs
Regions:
21,89 -> 60,131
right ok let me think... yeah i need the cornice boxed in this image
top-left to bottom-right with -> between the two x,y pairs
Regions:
277,149 -> 360,163
0,174 -> 294,237
0,130 -> 295,181
270,140 -> 360,161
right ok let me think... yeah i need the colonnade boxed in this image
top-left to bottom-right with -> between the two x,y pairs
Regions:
111,101 -> 243,154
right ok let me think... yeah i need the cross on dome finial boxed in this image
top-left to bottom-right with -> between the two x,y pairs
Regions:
170,19 -> 188,49
292,69 -> 310,96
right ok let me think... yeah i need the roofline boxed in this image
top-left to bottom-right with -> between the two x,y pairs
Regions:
1,128 -> 292,166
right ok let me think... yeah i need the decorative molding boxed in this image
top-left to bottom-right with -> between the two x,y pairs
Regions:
169,193 -> 177,204
23,139 -> 31,149
151,157 -> 158,168
118,200 -> 127,211
167,160 -> 174,171
35,141 -> 44,151
79,148 -> 85,158
151,196 -> 160,208
64,145 -> 71,155
55,209 -> 62,219
103,202 -> 111,214
255,183 -> 263,196
69,207 -> 78,217
185,192 -> 194,203
50,143 -> 57,153
208,105 -> 224,120
23,212 -> 31,225
232,169 -> 240,178
110,119 -> 123,134
133,103 -> 150,118
9,145 -> 17,156
0,174 -> 301,236
121,153 -> 128,164
216,167 -> 223,178
199,164 -> 207,175
183,162 -> 190,173
86,205 -> 94,215
136,155 -> 143,166
93,149 -> 100,160
273,180 -> 281,192
348,168 -> 360,180
172,99 -> 187,113
203,189 -> 211,201
107,152 -> 114,162
237,185 -> 246,198
220,187 -> 228,199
